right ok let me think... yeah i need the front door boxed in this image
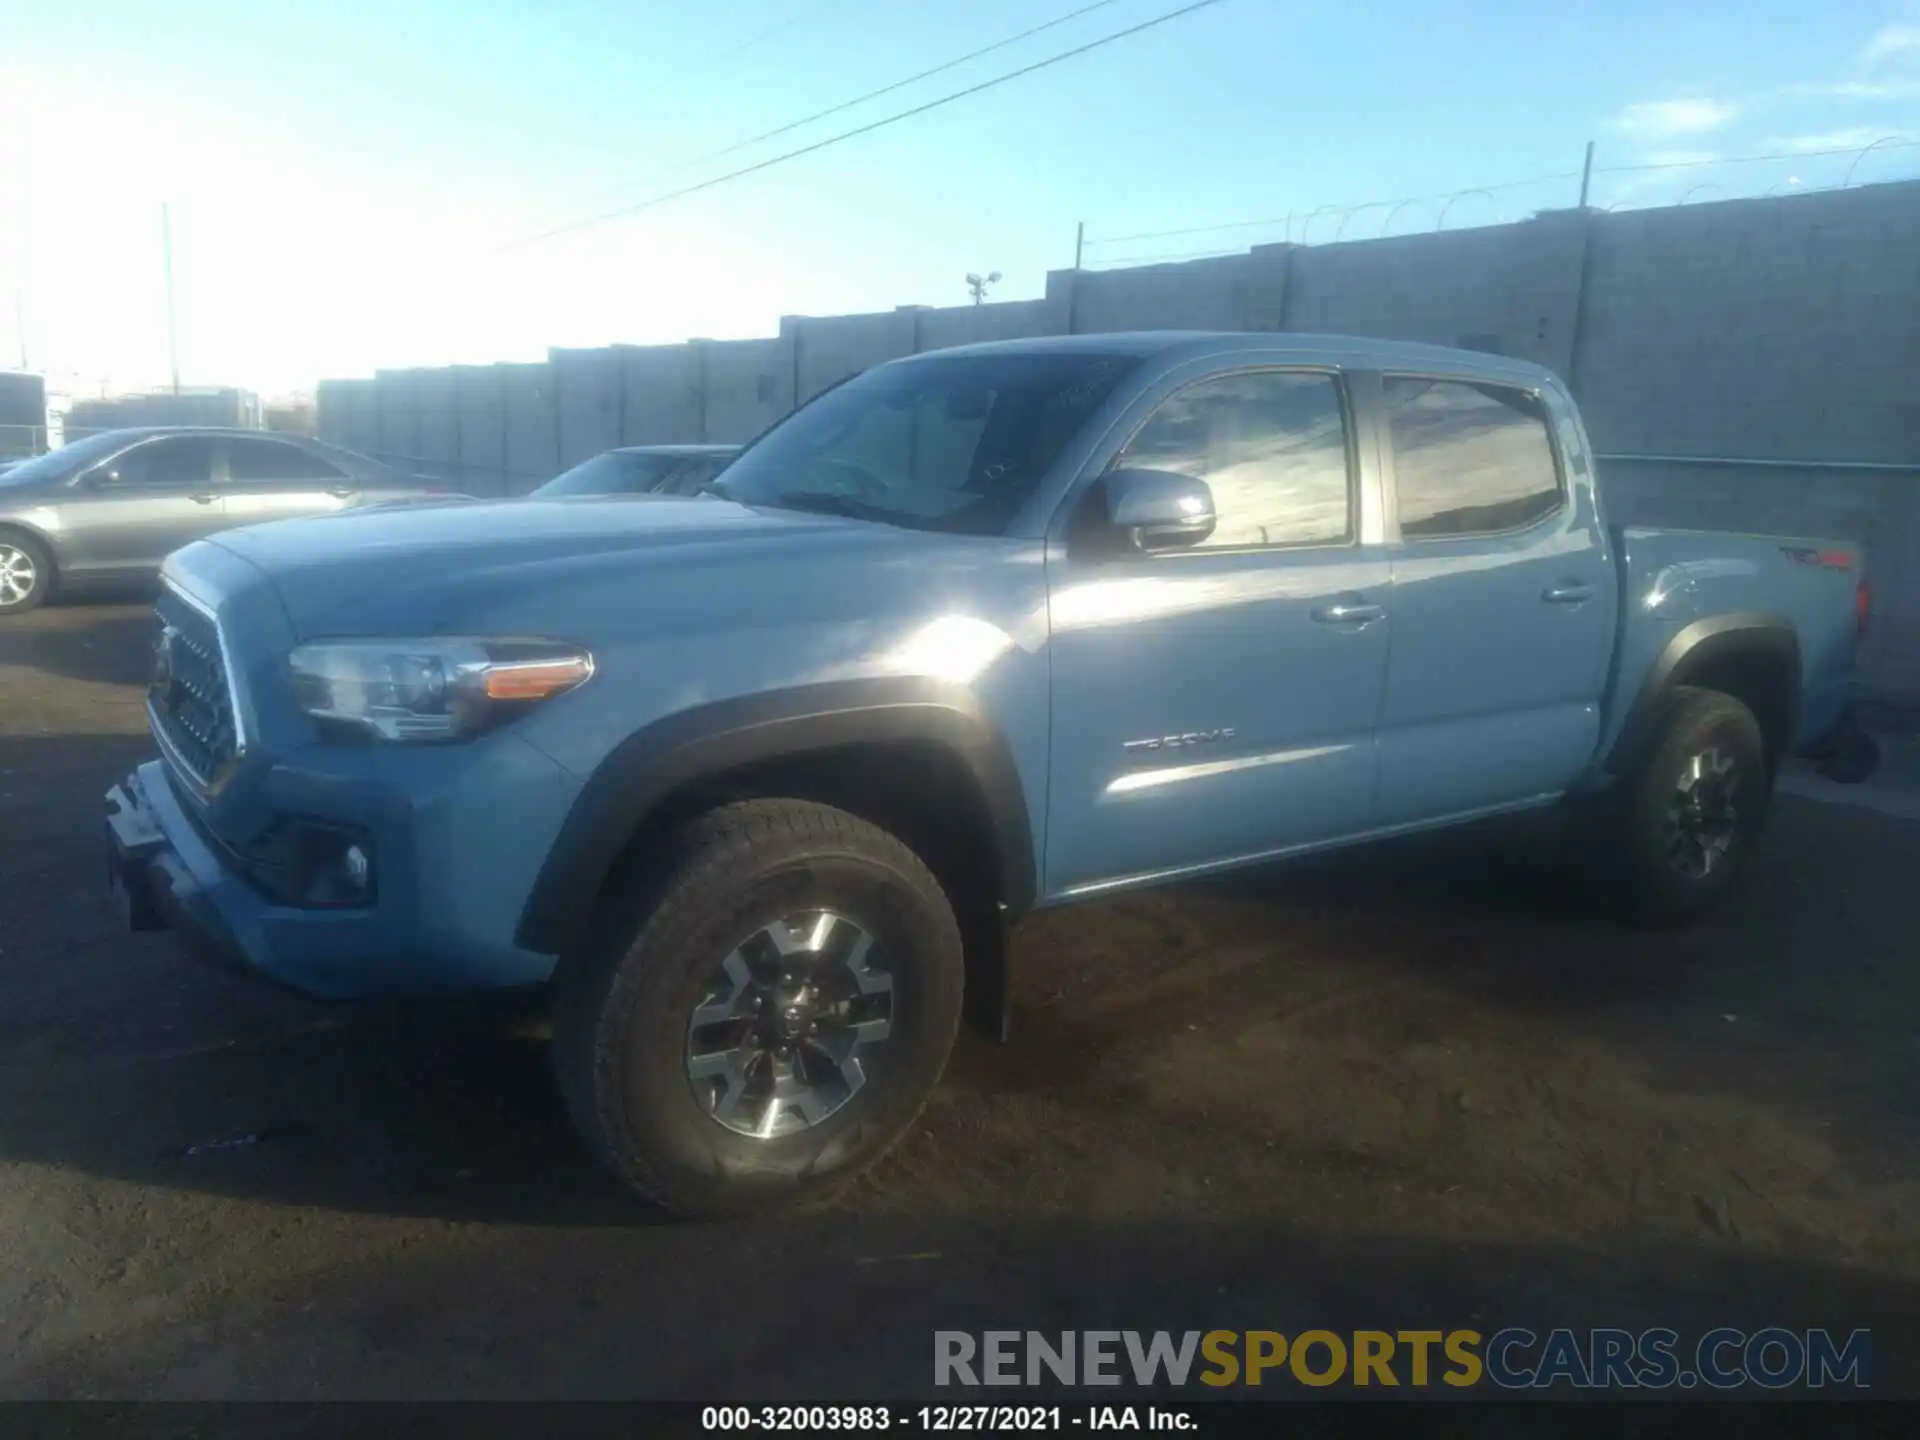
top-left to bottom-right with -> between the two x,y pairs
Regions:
1373,375 -> 1613,825
62,436 -> 226,577
1044,367 -> 1391,896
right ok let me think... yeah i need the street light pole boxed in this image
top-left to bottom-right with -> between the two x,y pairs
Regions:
162,202 -> 181,394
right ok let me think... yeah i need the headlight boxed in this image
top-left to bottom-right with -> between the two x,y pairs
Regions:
289,637 -> 594,743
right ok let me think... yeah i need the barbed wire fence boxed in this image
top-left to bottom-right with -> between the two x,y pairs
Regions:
1077,136 -> 1920,269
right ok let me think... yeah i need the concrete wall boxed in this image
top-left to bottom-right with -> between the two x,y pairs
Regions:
552,346 -> 628,469
413,368 -> 461,478
621,344 -> 703,444
701,338 -> 789,443
501,362 -> 558,495
790,309 -> 918,402
315,178 -> 1920,700
453,365 -> 508,495
1286,212 -> 1589,377
372,369 -> 419,466
316,378 -> 375,455
1069,251 -> 1271,334
914,299 -> 1054,351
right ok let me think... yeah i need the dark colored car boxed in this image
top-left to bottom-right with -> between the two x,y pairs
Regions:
0,428 -> 449,613
529,445 -> 739,500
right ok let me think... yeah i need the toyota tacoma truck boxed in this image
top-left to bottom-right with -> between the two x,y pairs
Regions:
105,332 -> 1870,1217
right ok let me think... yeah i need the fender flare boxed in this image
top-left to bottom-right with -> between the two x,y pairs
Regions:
1604,612 -> 1801,776
516,677 -> 1037,955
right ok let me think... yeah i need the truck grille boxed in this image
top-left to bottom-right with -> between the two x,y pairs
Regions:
149,589 -> 238,788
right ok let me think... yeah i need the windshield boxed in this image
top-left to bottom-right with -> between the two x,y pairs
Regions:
0,432 -> 126,488
532,450 -> 725,498
711,352 -> 1139,535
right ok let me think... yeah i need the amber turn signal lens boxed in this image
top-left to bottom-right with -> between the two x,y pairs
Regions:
483,656 -> 594,701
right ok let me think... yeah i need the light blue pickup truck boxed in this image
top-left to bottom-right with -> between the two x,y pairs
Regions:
106,332 -> 1869,1216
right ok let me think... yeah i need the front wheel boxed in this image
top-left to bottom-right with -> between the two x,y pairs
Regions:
554,799 -> 965,1218
1609,686 -> 1771,923
0,532 -> 50,614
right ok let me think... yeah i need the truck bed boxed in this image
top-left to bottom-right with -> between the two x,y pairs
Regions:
1602,525 -> 1863,760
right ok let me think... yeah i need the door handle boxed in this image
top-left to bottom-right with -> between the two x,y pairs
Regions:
327,486 -> 357,499
1311,596 -> 1385,626
1542,581 -> 1594,605
188,492 -> 218,505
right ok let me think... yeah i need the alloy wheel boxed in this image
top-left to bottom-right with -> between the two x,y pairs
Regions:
684,910 -> 894,1139
0,544 -> 36,607
1662,746 -> 1741,880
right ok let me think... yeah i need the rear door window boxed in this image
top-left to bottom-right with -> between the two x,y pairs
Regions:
1382,378 -> 1563,539
225,438 -> 344,485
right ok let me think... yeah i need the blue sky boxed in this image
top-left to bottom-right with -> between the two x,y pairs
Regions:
2,0 -> 1916,397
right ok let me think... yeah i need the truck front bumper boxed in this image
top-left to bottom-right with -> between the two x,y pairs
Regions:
107,765 -> 262,983
105,751 -> 576,1000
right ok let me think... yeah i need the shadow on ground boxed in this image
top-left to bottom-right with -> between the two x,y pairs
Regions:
11,1216 -> 1915,1399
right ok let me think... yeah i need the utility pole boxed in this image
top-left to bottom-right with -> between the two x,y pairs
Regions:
12,289 -> 24,370
965,270 -> 1002,306
1074,221 -> 1085,270
1578,140 -> 1595,209
161,202 -> 181,394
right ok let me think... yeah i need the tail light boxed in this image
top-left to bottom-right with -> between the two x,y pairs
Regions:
1856,577 -> 1871,638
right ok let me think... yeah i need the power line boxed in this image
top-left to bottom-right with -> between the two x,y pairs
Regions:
657,0 -> 1133,176
505,0 -> 1236,249
529,0 -> 1133,235
547,1 -> 841,218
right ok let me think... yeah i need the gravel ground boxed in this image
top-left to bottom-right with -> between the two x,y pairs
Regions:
1,600 -> 1916,1401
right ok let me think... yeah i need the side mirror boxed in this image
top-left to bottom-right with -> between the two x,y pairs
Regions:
1103,467 -> 1216,552
82,466 -> 120,488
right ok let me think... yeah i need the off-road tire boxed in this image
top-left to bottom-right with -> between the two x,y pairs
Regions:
1610,685 -> 1770,924
0,530 -> 51,614
553,798 -> 965,1218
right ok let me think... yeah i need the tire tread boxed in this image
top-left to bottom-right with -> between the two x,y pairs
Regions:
553,797 -> 963,1216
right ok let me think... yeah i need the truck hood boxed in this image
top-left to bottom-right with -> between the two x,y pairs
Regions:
201,493 -> 936,637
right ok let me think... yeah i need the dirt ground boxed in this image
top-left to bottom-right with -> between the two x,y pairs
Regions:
2,600 -> 1916,1401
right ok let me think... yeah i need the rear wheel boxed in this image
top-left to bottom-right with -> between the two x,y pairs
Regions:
554,798 -> 965,1218
0,533 -> 50,614
1609,686 -> 1770,922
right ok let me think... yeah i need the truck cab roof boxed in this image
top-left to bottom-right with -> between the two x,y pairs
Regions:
891,330 -> 1558,389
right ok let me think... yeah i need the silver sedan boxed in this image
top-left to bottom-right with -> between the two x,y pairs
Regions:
0,428 -> 449,614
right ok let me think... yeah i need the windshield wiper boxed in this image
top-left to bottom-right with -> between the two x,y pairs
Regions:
756,491 -> 902,524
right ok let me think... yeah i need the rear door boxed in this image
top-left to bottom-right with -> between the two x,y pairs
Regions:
219,437 -> 359,524
59,436 -> 225,574
1373,375 -> 1612,825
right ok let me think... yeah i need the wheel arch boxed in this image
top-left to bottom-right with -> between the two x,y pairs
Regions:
1607,613 -> 1801,778
518,680 -> 1037,1027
